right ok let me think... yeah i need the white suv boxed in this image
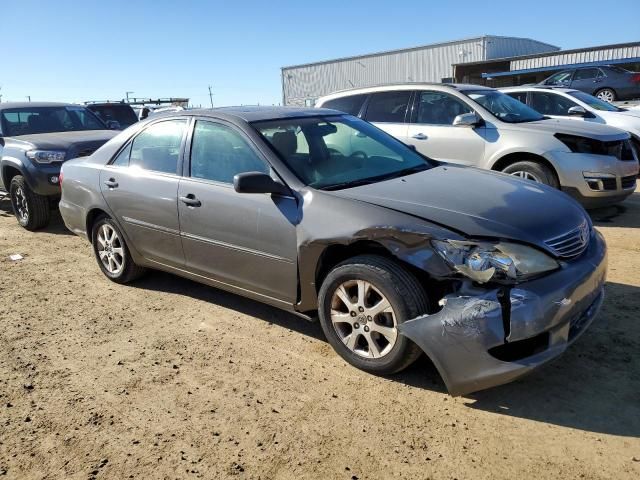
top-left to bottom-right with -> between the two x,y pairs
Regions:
316,84 -> 638,208
501,85 -> 640,152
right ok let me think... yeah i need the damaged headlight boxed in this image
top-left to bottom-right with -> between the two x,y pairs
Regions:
432,240 -> 559,284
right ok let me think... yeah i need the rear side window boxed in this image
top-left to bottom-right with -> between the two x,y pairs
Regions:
321,94 -> 367,116
129,119 -> 187,174
364,91 -> 411,123
573,68 -> 599,80
530,91 -> 578,116
190,121 -> 268,184
505,91 -> 528,104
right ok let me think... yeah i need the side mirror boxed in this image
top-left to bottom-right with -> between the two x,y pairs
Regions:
106,120 -> 122,130
568,106 -> 587,117
234,172 -> 289,195
453,112 -> 481,127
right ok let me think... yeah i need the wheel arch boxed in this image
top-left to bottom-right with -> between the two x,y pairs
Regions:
85,207 -> 111,243
490,152 -> 560,184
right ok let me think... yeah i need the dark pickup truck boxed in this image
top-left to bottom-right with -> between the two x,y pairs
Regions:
0,102 -> 117,230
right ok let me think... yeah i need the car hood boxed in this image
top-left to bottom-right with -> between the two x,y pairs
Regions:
502,117 -> 629,140
7,130 -> 118,150
329,165 -> 588,255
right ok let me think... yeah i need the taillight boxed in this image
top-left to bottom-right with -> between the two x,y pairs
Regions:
631,73 -> 640,83
59,169 -> 64,186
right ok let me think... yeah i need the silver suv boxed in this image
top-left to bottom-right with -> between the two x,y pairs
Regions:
316,84 -> 638,208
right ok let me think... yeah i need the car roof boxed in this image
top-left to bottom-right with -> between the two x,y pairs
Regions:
184,106 -> 342,122
501,85 -> 578,93
318,83 -> 494,100
0,101 -> 80,110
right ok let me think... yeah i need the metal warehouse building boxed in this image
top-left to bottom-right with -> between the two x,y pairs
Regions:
282,36 -> 640,106
281,35 -> 559,106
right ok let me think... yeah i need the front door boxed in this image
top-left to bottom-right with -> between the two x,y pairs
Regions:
100,118 -> 188,267
177,119 -> 298,303
405,90 -> 485,166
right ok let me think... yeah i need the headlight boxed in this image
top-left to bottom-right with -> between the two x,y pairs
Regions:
432,240 -> 559,284
554,133 -> 619,157
26,150 -> 66,163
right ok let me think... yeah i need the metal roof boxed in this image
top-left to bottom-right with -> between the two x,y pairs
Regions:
282,35 -> 559,70
482,57 -> 640,78
188,106 -> 340,122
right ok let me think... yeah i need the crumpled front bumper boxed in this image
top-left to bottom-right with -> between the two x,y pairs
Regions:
399,230 -> 607,396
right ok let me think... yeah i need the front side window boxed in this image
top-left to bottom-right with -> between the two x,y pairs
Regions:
190,121 -> 268,184
322,94 -> 367,116
129,119 -> 187,174
464,90 -> 544,123
529,91 -> 579,116
568,91 -> 621,112
573,68 -> 600,81
254,115 -> 433,190
364,91 -> 411,123
544,71 -> 573,85
414,91 -> 474,125
0,106 -> 106,136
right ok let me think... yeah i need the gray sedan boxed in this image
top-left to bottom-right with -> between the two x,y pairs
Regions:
59,107 -> 607,395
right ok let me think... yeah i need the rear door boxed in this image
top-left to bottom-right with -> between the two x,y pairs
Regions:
361,90 -> 411,143
405,90 -> 485,166
570,68 -> 602,94
100,118 -> 188,267
177,119 -> 298,303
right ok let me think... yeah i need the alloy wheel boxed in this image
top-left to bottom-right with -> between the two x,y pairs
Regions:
510,171 -> 541,182
13,186 -> 29,223
596,90 -> 614,103
96,224 -> 125,275
330,279 -> 398,358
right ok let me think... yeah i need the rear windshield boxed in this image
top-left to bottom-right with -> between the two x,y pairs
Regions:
0,106 -> 106,136
87,104 -> 138,127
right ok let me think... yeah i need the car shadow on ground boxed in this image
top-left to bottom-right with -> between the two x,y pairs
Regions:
0,196 -> 73,236
589,191 -> 640,228
131,269 -> 640,438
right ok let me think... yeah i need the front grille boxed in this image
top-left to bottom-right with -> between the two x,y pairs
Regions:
621,175 -> 637,189
77,148 -> 97,157
545,221 -> 590,259
601,178 -> 617,190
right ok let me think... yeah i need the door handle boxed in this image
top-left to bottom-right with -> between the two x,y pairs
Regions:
412,133 -> 428,140
180,194 -> 201,207
104,178 -> 118,188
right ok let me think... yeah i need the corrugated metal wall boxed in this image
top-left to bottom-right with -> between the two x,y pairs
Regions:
510,44 -> 640,70
282,36 -> 558,106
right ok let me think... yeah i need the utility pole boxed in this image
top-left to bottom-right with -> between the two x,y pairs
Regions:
208,85 -> 214,108
126,91 -> 134,102
26,95 -> 31,102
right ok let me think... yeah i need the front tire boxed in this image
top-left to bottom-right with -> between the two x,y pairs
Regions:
502,161 -> 559,188
91,216 -> 146,284
318,255 -> 428,375
9,175 -> 50,230
595,88 -> 616,103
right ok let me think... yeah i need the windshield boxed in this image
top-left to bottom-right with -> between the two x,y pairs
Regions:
87,104 -> 138,127
0,106 -> 106,136
253,115 -> 433,190
568,91 -> 622,112
464,90 -> 545,123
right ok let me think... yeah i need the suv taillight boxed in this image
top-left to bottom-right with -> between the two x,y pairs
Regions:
59,169 -> 64,186
631,73 -> 640,83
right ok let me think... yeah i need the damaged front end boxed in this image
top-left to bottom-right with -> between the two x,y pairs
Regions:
399,230 -> 607,396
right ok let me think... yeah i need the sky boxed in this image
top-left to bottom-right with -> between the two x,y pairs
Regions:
1,0 -> 639,106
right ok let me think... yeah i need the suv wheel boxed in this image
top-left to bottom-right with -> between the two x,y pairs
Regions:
502,161 -> 559,188
595,88 -> 616,103
318,255 -> 427,375
91,216 -> 146,283
9,175 -> 51,230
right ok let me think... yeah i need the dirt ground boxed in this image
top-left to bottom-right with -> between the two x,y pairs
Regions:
0,189 -> 639,480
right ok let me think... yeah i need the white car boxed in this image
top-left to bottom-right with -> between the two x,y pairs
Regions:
316,84 -> 638,208
501,86 -> 640,152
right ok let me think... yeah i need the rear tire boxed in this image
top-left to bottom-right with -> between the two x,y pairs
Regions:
91,215 -> 146,284
318,254 -> 428,375
502,161 -> 559,188
595,88 -> 616,103
9,175 -> 50,230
